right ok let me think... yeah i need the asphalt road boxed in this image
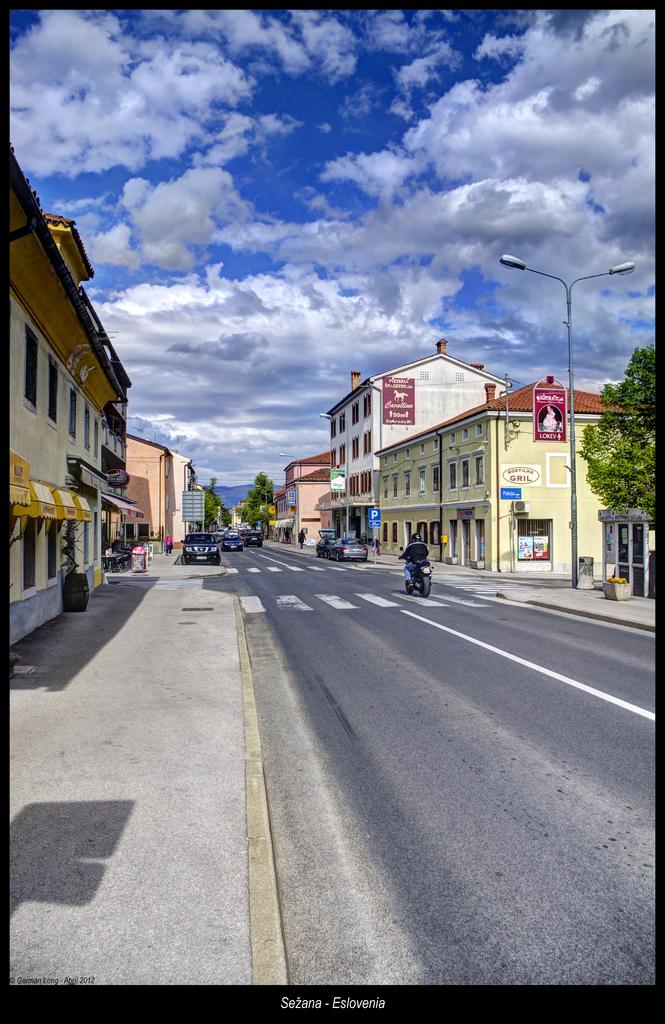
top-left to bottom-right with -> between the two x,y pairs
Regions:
207,544 -> 655,985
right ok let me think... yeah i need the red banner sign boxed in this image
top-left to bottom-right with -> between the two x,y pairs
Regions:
533,379 -> 567,443
383,377 -> 415,425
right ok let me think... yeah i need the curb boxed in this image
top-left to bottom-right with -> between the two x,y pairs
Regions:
233,597 -> 288,985
497,592 -> 655,632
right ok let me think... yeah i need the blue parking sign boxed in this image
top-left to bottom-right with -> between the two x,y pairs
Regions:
368,507 -> 381,527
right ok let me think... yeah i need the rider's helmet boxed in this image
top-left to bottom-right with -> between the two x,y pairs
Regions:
411,533 -> 422,542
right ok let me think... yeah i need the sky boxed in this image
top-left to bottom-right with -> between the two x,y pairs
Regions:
10,9 -> 655,486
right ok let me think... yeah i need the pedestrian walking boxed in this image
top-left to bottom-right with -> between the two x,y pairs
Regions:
165,533 -> 173,555
373,536 -> 381,556
298,529 -> 306,549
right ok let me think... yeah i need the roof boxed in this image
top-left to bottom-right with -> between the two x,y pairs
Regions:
126,432 -> 172,454
376,383 -> 605,454
325,350 -> 506,415
44,212 -> 94,278
297,467 -> 331,483
284,451 -> 331,468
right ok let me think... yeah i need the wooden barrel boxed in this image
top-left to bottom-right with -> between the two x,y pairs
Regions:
63,572 -> 89,612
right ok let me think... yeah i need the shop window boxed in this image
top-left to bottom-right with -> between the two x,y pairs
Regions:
517,519 -> 551,561
417,521 -> 428,542
430,521 -> 440,545
47,521 -> 58,579
23,518 -> 36,589
125,523 -> 136,540
138,523 -> 150,539
476,519 -> 485,559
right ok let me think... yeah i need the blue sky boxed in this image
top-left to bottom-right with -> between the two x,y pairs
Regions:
10,9 -> 654,485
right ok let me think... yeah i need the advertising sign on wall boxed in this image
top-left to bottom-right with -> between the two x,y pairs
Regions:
330,469 -> 346,492
501,465 -> 541,485
383,377 -> 415,425
106,469 -> 130,487
533,378 -> 567,443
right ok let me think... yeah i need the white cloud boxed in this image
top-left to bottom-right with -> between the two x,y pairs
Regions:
87,223 -> 140,269
395,42 -> 461,93
320,149 -> 419,199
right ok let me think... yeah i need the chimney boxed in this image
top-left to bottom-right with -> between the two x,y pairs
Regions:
484,383 -> 496,402
470,363 -> 485,370
436,338 -> 447,354
351,370 -> 361,390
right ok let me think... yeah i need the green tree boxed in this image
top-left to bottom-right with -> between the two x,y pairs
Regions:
580,345 -> 655,517
203,477 -> 222,528
240,472 -> 274,528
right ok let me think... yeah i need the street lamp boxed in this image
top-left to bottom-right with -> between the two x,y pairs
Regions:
498,254 -> 635,587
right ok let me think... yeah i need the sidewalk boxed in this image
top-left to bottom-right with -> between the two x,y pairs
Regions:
264,541 -> 655,632
10,554 -> 283,985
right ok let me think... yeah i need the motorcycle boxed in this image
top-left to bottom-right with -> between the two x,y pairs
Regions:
406,558 -> 432,598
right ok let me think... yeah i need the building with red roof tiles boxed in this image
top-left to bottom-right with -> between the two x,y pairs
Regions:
272,452 -> 332,543
376,380 -> 608,576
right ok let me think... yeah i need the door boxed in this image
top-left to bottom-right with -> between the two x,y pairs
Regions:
461,520 -> 470,566
631,523 -> 645,596
617,524 -> 630,582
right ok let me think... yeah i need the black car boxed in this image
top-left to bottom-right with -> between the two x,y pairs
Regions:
182,533 -> 221,565
245,530 -> 263,547
316,536 -> 337,558
222,531 -> 244,552
329,537 -> 368,562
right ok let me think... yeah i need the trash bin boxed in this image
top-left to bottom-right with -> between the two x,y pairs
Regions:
577,555 -> 594,589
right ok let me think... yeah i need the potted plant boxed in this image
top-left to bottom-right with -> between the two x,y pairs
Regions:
602,576 -> 631,601
61,519 -> 89,612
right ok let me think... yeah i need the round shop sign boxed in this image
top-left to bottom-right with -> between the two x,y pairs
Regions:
501,465 -> 541,485
106,469 -> 130,487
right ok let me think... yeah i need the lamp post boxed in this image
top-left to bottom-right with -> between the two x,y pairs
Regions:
498,255 -> 635,588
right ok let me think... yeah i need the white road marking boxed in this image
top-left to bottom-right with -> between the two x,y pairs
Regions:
400,610 -> 656,722
307,567 -> 326,572
224,567 -> 239,574
326,565 -> 346,572
240,596 -> 265,614
355,593 -> 400,607
428,594 -> 488,608
266,567 -> 282,572
314,594 -> 358,610
393,592 -> 450,608
257,553 -> 305,571
276,595 -> 312,611
246,567 -> 261,573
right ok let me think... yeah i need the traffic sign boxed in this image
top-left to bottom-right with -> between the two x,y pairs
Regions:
287,489 -> 296,504
368,507 -> 381,527
501,487 -> 522,500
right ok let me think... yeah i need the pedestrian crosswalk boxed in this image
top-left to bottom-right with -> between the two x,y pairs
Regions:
238,590 -> 490,614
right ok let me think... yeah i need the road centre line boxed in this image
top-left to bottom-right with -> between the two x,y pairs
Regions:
256,553 -> 304,571
400,610 -> 655,721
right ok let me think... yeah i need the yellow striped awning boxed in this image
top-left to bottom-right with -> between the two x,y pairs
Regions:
73,494 -> 92,522
52,488 -> 79,521
10,450 -> 31,505
11,481 -> 57,520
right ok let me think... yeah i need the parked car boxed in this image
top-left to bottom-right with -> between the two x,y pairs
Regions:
222,531 -> 244,552
182,533 -> 221,565
245,530 -> 263,547
316,536 -> 337,558
329,537 -> 368,562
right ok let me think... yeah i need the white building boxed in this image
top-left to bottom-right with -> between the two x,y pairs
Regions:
321,339 -> 506,538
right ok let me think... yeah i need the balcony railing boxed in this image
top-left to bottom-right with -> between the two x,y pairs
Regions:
102,425 -> 126,461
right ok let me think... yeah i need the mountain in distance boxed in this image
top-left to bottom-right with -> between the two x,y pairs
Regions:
213,484 -> 253,508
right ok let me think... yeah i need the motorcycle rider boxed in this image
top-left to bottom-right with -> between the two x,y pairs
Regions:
399,532 -> 429,589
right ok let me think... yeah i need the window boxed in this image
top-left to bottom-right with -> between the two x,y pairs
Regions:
84,405 -> 91,449
432,465 -> 440,492
392,522 -> 398,543
405,448 -> 410,460
461,459 -> 470,487
475,455 -> 484,485
94,511 -> 99,562
449,520 -> 457,557
419,468 -> 426,494
94,419 -> 99,457
450,432 -> 456,446
517,519 -> 551,561
339,443 -> 346,463
392,475 -> 398,498
331,448 -> 336,467
47,521 -> 58,579
383,476 -> 388,498
449,461 -> 457,489
382,522 -> 388,542
352,401 -> 359,425
331,418 -> 337,438
24,327 -> 38,407
430,521 -> 440,545
48,357 -> 58,422
83,520 -> 89,565
339,412 -> 346,431
23,518 -> 36,589
125,523 -> 136,540
420,443 -> 425,455
404,472 -> 411,496
433,437 -> 439,451
393,453 -> 397,463
138,523 -> 150,539
352,437 -> 359,460
476,423 -> 483,437
69,388 -> 77,438
384,456 -> 388,466
462,428 -> 469,441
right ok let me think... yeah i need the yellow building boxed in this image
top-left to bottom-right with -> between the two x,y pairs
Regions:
378,381 -> 606,575
10,147 -> 131,642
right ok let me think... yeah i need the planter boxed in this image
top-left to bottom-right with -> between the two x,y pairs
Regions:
63,572 -> 89,612
602,581 -> 631,602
